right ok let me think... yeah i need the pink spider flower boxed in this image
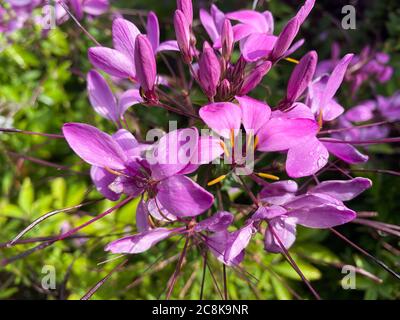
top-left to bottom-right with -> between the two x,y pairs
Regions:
221,178 -> 371,262
105,210 -> 239,267
199,95 -> 320,177
88,12 -> 178,80
62,123 -> 223,220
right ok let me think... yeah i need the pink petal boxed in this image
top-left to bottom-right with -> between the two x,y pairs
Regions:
309,177 -> 372,201
290,204 -> 356,228
240,33 -> 277,62
239,61 -> 272,95
232,24 -> 255,42
147,198 -> 177,222
226,10 -> 270,33
200,8 -> 219,43
134,35 -> 157,93
87,70 -> 118,122
296,0 -> 316,24
156,40 -> 179,52
259,180 -> 298,205
270,17 -> 299,61
322,139 -> 368,164
282,39 -> 304,58
105,228 -> 180,254
62,123 -> 127,170
199,102 -> 242,139
70,0 -> 83,20
321,54 -> 354,107
157,175 -> 214,217
323,99 -> 344,121
88,47 -> 135,79
224,222 -> 256,263
285,193 -> 342,209
264,216 -> 297,253
118,89 -> 143,116
236,95 -> 271,135
272,102 -> 315,120
210,4 -> 225,33
252,205 -> 287,220
257,118 -> 319,152
90,166 -> 120,201
112,129 -> 142,158
206,231 -> 244,266
147,11 -> 160,53
177,0 -> 193,24
83,0 -> 109,16
150,128 -> 199,180
193,135 -> 224,164
195,211 -> 234,232
286,50 -> 318,102
136,199 -> 150,232
112,18 -> 140,63
345,101 -> 376,122
286,136 -> 329,177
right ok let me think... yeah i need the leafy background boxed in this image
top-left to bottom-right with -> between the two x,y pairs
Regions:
0,0 -> 399,299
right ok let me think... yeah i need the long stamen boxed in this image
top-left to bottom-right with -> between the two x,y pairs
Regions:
220,141 -> 230,158
317,110 -> 324,129
285,57 -> 300,64
319,137 -> 400,145
0,127 -> 64,139
254,135 -> 259,150
207,174 -> 227,186
56,0 -> 101,46
246,133 -> 259,151
230,129 -> 235,147
330,228 -> 400,281
256,172 -> 280,181
81,259 -> 128,300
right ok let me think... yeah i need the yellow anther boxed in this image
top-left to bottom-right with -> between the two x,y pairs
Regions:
246,133 -> 259,150
285,57 -> 300,64
256,172 -> 280,181
318,110 -> 324,129
207,174 -> 227,186
230,129 -> 235,147
147,215 -> 156,228
220,141 -> 230,158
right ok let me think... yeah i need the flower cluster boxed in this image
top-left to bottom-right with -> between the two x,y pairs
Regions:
61,0 -> 378,264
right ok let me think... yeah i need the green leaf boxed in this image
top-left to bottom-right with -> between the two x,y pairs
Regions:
0,287 -> 18,299
18,178 -> 34,214
272,259 -> 322,281
1,203 -> 24,218
51,177 -> 66,208
294,244 -> 340,264
270,276 -> 292,300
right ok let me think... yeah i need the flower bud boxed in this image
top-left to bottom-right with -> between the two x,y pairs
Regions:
198,42 -> 221,100
240,61 -> 272,95
286,50 -> 318,104
221,19 -> 234,61
177,0 -> 193,26
174,10 -> 192,64
217,79 -> 232,100
270,17 -> 299,62
134,34 -> 158,102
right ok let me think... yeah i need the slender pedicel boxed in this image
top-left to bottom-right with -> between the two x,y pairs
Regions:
330,228 -> 400,281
